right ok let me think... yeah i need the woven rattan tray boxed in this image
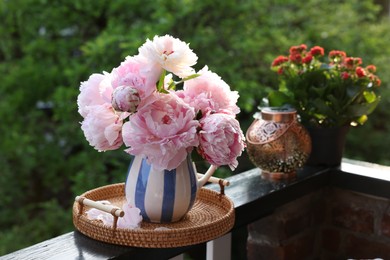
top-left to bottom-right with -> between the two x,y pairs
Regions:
73,183 -> 235,248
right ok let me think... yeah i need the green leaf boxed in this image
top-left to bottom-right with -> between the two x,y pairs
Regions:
167,80 -> 176,90
157,70 -> 166,93
347,97 -> 380,117
267,91 -> 291,107
327,94 -> 342,111
182,73 -> 200,81
312,98 -> 335,117
355,115 -> 368,125
363,90 -> 377,103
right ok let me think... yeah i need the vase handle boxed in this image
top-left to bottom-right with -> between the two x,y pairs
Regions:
197,165 -> 218,188
197,173 -> 230,187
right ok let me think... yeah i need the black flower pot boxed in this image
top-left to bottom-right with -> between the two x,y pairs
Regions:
305,125 -> 350,167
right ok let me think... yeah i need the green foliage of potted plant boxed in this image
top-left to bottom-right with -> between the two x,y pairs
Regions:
268,44 -> 382,166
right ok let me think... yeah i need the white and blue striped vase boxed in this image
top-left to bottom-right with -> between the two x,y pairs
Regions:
125,153 -> 216,223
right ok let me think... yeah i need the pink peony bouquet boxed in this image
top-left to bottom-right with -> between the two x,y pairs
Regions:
77,35 -> 245,171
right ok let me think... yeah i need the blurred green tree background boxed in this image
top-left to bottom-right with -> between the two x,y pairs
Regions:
1,0 -> 389,255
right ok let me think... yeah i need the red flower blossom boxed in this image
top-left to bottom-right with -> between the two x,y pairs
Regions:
329,50 -> 347,59
289,44 -> 307,55
302,54 -> 313,64
369,74 -> 381,87
341,72 -> 350,80
277,67 -> 284,75
376,78 -> 382,87
289,53 -> 302,64
366,65 -> 376,73
355,66 -> 366,78
272,55 -> 289,67
344,57 -> 355,69
343,57 -> 362,70
310,46 -> 324,56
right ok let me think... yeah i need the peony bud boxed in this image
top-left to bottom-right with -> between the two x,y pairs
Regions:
111,86 -> 141,113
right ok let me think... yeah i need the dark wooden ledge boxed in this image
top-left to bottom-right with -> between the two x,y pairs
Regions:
2,159 -> 390,260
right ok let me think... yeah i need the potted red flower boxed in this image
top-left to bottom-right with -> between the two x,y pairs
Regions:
268,44 -> 381,166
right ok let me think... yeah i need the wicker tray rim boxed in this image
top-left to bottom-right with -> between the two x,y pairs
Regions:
73,183 -> 235,248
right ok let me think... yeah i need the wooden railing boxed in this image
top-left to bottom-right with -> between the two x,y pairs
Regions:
2,159 -> 390,260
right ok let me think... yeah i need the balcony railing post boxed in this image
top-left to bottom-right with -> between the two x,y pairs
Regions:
206,233 -> 232,260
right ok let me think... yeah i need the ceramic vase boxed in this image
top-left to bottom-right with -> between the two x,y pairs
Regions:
125,154 -> 216,223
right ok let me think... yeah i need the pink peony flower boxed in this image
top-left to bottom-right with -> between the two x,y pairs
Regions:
122,92 -> 199,170
110,55 -> 160,106
77,73 -> 112,118
78,35 -> 245,172
81,103 -> 127,151
117,202 -> 143,229
183,66 -> 240,116
111,86 -> 141,113
86,203 -> 115,226
197,113 -> 245,170
138,35 -> 198,78
86,200 -> 142,230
